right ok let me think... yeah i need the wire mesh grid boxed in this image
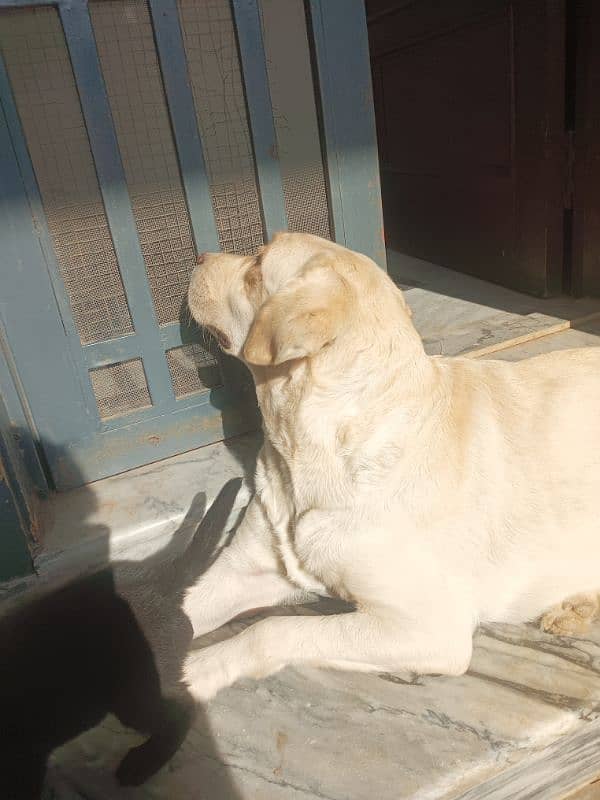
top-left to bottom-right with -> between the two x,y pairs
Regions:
0,7 -> 134,344
166,343 -> 223,398
281,166 -> 331,240
89,358 -> 152,419
178,0 -> 265,254
90,0 -> 198,327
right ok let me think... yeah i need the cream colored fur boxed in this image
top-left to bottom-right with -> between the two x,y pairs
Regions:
183,232 -> 600,702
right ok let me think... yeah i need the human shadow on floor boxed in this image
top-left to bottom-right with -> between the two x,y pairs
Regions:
0,438 -> 244,800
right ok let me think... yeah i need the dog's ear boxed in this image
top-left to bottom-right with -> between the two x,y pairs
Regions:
243,260 -> 350,366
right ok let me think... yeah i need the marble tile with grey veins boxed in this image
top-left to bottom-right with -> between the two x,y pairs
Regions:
388,251 -> 600,357
47,606 -> 600,800
479,318 -> 600,362
0,434 -> 262,611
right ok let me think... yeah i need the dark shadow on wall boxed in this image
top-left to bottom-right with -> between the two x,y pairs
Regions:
0,435 -> 244,800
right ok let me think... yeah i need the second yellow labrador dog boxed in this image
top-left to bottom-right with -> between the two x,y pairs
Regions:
183,232 -> 600,701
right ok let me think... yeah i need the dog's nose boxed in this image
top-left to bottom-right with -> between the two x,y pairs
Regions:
197,252 -> 207,265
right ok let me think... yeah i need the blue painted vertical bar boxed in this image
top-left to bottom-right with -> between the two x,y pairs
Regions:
231,0 -> 288,239
148,0 -> 221,254
308,0 -> 386,269
59,1 -> 175,406
0,52 -> 102,427
0,98 -> 92,453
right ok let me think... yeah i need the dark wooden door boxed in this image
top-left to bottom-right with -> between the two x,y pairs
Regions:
368,0 -> 566,296
572,0 -> 600,296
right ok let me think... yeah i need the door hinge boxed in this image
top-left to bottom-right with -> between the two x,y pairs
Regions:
564,130 -> 575,210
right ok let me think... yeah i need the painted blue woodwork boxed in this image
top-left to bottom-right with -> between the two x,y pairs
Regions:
59,1 -> 176,409
0,0 -> 384,508
0,42 -> 256,489
0,92 -> 94,461
148,0 -> 222,255
308,0 -> 386,269
231,0 -> 288,239
0,51 -> 103,434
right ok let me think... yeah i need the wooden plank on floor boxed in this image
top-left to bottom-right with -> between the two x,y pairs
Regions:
467,311 -> 600,359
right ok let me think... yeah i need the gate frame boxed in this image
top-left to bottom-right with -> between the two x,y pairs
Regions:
0,0 -> 384,575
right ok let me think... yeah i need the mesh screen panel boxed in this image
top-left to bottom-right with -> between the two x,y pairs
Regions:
166,343 -> 222,398
281,167 -> 331,240
0,7 -> 133,344
90,358 -> 151,419
178,0 -> 264,254
260,0 -> 331,239
90,0 -> 198,326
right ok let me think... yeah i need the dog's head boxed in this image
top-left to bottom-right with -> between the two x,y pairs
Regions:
188,232 -> 414,368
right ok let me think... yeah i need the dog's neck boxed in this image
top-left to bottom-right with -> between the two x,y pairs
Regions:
248,322 -> 438,508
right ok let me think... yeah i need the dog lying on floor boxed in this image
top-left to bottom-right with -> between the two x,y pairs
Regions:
183,231 -> 600,701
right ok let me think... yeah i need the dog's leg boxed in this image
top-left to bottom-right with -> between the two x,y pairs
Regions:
183,497 -> 311,638
183,611 -> 473,702
540,592 -> 600,635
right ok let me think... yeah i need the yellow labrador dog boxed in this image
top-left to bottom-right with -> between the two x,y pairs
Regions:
183,232 -> 600,701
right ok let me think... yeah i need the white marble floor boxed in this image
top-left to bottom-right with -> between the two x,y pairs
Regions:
49,615 -> 600,800
13,256 -> 600,800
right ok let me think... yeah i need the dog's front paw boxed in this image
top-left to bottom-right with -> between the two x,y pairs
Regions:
183,646 -> 233,703
540,593 -> 599,635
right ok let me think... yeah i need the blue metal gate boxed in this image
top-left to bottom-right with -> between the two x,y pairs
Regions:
0,0 -> 383,490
